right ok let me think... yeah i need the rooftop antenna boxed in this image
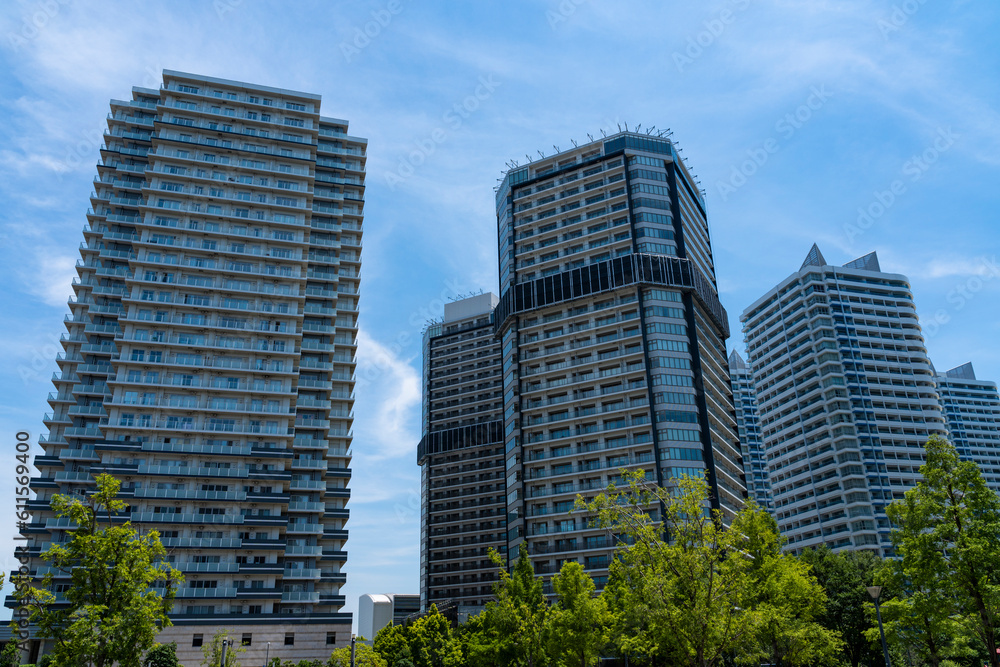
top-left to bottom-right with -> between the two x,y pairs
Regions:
586,133 -> 594,142
525,154 -> 533,163
635,123 -> 641,133
617,123 -> 621,132
623,121 -> 629,132
571,139 -> 578,148
600,129 -> 607,138
537,150 -> 545,159
553,145 -> 560,153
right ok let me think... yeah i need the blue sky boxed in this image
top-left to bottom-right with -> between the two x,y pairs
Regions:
1,0 -> 998,628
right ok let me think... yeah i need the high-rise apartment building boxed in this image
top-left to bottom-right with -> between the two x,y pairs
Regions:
936,362 -> 1000,492
417,294 -> 505,611
493,131 -> 745,582
728,350 -> 772,512
741,245 -> 945,556
16,71 -> 365,663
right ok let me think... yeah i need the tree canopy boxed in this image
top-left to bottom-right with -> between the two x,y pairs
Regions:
798,547 -> 882,667
582,471 -> 839,667
14,474 -> 182,667
881,434 -> 1000,667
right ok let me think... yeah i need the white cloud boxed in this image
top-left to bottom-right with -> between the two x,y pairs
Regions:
24,251 -> 76,308
352,328 -> 422,461
879,252 -> 999,282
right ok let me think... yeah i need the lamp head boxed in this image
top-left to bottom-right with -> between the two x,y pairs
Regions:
867,585 -> 883,601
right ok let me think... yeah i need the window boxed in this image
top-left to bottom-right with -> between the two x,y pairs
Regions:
326,632 -> 337,646
192,634 -> 203,648
284,633 -> 294,646
241,633 -> 252,647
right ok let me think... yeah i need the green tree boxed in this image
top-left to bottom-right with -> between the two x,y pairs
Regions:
866,562 -> 975,667
14,474 -> 182,667
144,643 -> 179,667
581,471 -> 757,667
736,505 -> 841,667
456,610 -> 493,667
884,434 -> 1000,667
546,560 -> 610,667
373,623 -> 412,667
200,631 -> 246,667
466,543 -> 549,666
373,610 -> 461,667
599,565 -> 661,665
798,547 -> 882,667
408,606 -> 462,667
0,639 -> 19,667
328,641 -> 386,667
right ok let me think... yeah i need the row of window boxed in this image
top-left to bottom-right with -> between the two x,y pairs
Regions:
173,83 -> 308,112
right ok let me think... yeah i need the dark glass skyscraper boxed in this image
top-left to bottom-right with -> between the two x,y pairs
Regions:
493,131 -> 745,581
417,294 -> 505,612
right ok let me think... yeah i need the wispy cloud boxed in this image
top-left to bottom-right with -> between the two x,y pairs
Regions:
25,251 -> 77,307
353,328 -> 421,461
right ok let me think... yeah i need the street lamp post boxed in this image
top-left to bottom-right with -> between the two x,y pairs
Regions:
220,638 -> 233,667
263,642 -> 270,667
350,636 -> 356,667
868,586 -> 892,667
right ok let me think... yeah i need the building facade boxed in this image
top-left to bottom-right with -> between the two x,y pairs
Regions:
417,294 -> 506,611
493,131 -> 745,583
357,593 -> 420,640
936,362 -> 1000,493
16,71 -> 365,663
741,245 -> 945,556
728,350 -> 773,512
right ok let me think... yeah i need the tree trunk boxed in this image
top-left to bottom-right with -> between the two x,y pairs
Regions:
923,613 -> 940,667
